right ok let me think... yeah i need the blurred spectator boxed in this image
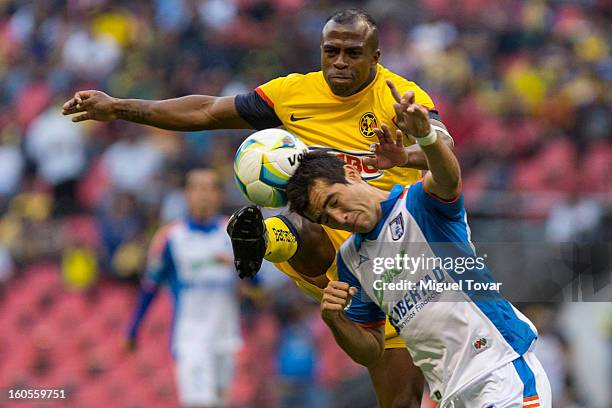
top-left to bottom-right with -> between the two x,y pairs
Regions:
276,301 -> 328,408
96,192 -> 146,276
524,304 -> 571,406
25,104 -> 87,216
545,191 -> 603,242
0,123 -> 25,205
101,130 -> 164,205
62,240 -> 98,292
62,21 -> 122,80
0,243 -> 15,287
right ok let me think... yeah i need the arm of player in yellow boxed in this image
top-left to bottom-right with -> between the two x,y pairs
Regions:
321,281 -> 385,368
62,91 -> 253,131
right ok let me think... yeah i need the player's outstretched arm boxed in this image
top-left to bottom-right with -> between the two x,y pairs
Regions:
321,281 -> 385,367
62,91 -> 253,131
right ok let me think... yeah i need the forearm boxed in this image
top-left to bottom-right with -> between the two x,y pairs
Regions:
323,312 -> 384,367
127,286 -> 157,338
421,136 -> 461,196
113,95 -> 248,131
403,133 -> 454,170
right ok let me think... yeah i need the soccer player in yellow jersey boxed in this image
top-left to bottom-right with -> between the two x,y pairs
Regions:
62,9 -> 453,407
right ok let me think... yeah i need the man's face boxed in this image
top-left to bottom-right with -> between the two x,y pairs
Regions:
185,170 -> 222,220
305,167 -> 382,233
321,20 -> 380,96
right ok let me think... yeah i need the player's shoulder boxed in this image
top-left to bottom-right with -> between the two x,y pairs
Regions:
261,71 -> 325,94
284,70 -> 324,85
150,220 -> 182,249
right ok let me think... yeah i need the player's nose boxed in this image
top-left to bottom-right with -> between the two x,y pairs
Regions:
333,54 -> 348,69
328,209 -> 349,225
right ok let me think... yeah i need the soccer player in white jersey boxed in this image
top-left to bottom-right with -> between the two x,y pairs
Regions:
285,86 -> 552,407
127,168 -> 242,408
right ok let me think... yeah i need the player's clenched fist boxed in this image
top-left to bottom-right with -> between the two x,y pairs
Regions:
321,281 -> 357,321
62,90 -> 118,122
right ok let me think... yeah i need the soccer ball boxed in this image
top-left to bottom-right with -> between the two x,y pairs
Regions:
233,129 -> 308,207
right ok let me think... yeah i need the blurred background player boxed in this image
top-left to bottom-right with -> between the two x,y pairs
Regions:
62,9 -> 455,406
127,168 -> 243,408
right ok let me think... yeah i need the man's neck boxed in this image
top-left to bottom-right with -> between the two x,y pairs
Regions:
352,66 -> 378,95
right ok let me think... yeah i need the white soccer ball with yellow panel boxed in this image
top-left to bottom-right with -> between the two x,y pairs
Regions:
233,129 -> 308,207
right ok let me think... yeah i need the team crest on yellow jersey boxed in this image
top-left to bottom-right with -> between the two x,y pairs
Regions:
359,112 -> 378,138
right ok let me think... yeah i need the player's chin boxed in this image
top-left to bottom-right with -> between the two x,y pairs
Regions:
329,80 -> 356,95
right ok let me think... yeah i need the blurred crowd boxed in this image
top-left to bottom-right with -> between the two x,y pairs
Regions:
0,0 -> 610,407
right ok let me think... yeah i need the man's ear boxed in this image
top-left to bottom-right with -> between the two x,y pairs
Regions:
372,49 -> 380,65
344,164 -> 362,182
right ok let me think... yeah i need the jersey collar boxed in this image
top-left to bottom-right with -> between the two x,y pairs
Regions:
186,216 -> 219,233
355,184 -> 405,247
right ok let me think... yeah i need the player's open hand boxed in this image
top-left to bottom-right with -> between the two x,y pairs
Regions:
62,90 -> 118,122
364,123 -> 409,170
321,281 -> 357,321
386,80 -> 431,138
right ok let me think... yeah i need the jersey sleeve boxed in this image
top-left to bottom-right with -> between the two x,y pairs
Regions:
407,180 -> 464,221
234,90 -> 282,130
337,251 -> 386,327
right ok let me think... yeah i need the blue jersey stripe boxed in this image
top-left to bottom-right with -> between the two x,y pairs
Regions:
512,356 -> 538,398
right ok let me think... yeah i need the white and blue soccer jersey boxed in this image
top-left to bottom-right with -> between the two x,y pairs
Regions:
128,217 -> 242,355
338,182 -> 539,403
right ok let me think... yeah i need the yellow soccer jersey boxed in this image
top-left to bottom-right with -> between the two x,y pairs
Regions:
243,64 -> 436,191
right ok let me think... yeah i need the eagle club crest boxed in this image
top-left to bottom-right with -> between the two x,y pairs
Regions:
389,213 -> 404,241
359,112 -> 378,138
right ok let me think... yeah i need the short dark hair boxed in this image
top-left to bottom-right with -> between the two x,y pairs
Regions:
326,8 -> 377,30
286,151 -> 348,217
325,8 -> 379,50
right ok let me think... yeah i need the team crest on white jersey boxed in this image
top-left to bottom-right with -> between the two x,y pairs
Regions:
389,213 -> 405,241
